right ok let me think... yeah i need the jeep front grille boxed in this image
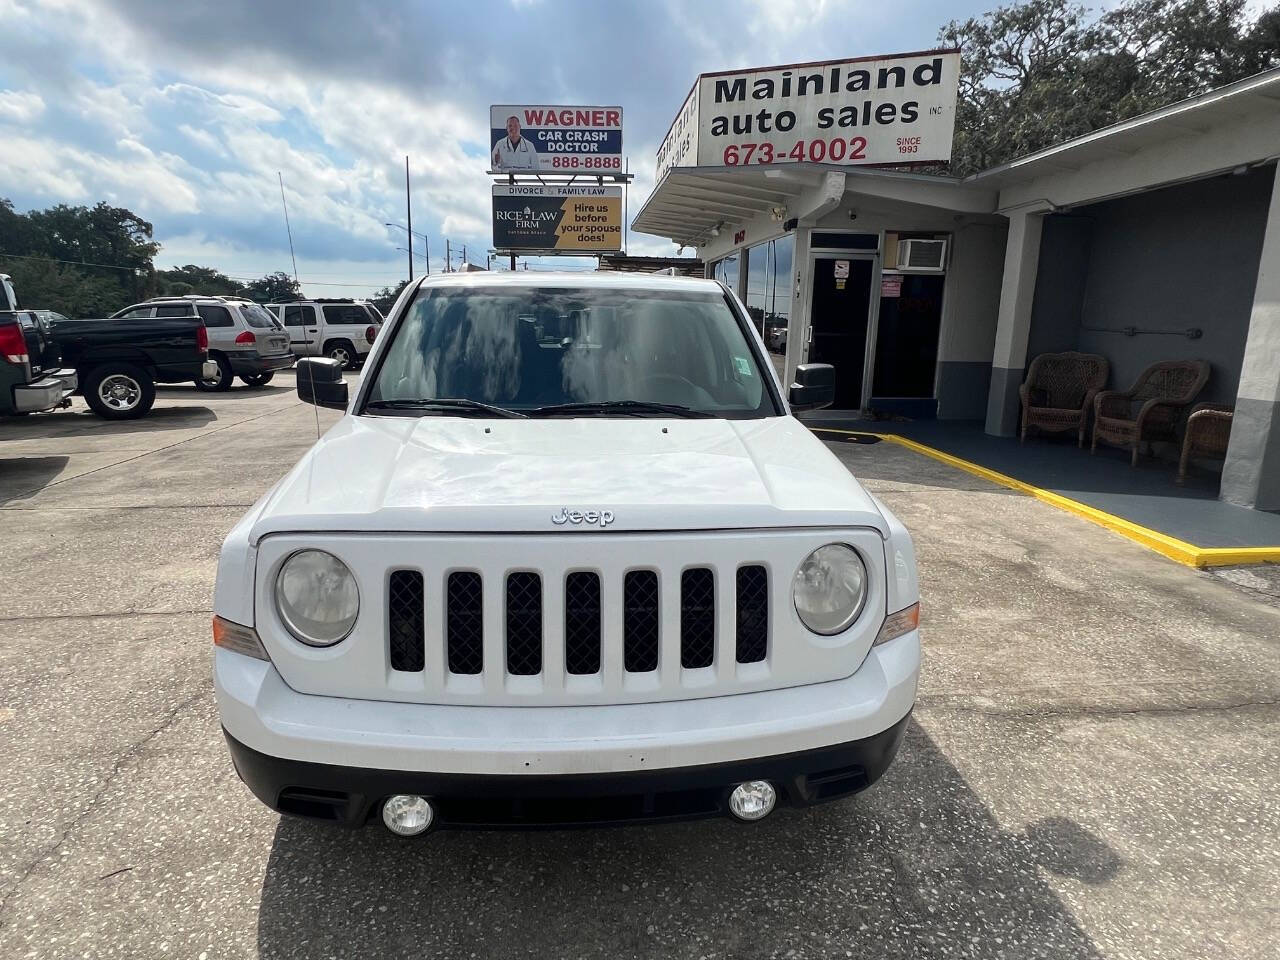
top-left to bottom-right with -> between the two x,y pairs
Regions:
384,564 -> 770,680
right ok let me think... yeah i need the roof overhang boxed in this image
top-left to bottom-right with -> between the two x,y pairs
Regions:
633,164 -> 996,246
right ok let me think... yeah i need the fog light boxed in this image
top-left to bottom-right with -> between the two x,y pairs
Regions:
381,795 -> 433,836
729,780 -> 777,821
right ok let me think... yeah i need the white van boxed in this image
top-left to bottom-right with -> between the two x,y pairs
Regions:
266,299 -> 382,369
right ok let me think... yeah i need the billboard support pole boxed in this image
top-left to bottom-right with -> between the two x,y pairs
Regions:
509,172 -> 517,270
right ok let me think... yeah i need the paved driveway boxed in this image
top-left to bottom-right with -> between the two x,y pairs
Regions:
1,379 -> 1276,959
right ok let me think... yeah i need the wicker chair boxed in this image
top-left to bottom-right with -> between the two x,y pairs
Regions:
1091,360 -> 1209,467
1177,403 -> 1234,485
1019,352 -> 1110,447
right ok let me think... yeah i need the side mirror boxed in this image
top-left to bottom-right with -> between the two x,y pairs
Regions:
789,363 -> 836,411
296,357 -> 348,410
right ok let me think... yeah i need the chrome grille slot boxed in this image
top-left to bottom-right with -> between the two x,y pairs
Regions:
564,572 -> 601,675
680,567 -> 716,669
446,572 -> 483,675
623,570 -> 660,672
505,572 -> 543,676
387,570 -> 425,672
735,565 -> 768,664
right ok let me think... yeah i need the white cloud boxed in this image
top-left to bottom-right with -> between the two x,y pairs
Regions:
0,89 -> 45,123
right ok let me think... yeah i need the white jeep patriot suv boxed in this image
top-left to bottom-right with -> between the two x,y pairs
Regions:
213,272 -> 920,835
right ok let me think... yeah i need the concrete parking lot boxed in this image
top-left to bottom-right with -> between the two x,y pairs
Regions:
2,374 -> 1277,959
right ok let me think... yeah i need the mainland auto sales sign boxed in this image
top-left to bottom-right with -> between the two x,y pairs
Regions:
656,50 -> 960,180
492,184 -> 622,253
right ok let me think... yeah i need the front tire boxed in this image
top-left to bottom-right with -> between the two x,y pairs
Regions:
241,372 -> 275,387
195,354 -> 233,392
84,363 -> 156,420
324,340 -> 356,370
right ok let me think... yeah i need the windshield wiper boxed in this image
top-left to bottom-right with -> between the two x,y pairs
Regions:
365,398 -> 528,419
530,400 -> 713,418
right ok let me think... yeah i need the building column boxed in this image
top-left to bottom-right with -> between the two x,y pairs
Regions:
985,209 -> 1046,436
1221,164 -> 1280,510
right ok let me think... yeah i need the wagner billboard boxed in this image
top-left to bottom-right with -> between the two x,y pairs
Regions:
492,184 -> 622,253
656,50 -> 960,181
490,105 -> 623,173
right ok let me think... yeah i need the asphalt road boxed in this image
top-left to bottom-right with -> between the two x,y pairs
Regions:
1,373 -> 1277,959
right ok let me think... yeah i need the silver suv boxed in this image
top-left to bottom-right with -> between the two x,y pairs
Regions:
113,296 -> 295,390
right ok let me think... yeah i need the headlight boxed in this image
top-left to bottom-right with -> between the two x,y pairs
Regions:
792,543 -> 867,635
275,549 -> 359,646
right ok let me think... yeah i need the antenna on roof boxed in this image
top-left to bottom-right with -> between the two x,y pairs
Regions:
278,172 -> 300,292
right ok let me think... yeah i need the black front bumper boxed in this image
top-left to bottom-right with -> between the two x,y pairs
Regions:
223,711 -> 910,831
228,352 -> 296,376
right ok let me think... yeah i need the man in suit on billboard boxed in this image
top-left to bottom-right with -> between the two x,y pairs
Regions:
492,116 -> 538,170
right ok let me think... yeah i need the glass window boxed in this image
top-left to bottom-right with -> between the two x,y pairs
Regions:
712,254 -> 739,294
742,235 -> 794,371
323,304 -> 369,325
366,286 -> 776,418
240,304 -> 279,329
197,305 -> 233,328
116,307 -> 152,319
282,305 -> 311,327
155,305 -> 196,317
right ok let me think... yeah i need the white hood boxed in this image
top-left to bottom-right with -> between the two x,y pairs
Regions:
249,414 -> 887,539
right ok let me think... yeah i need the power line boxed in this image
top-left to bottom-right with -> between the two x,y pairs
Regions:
0,251 -> 140,272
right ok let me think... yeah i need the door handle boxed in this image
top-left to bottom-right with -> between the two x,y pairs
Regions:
307,328 -> 318,332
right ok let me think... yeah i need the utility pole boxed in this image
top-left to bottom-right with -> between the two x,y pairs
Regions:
405,156 -> 413,282
445,238 -> 451,273
462,244 -> 467,270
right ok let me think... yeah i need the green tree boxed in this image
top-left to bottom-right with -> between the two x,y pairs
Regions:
370,280 -> 411,315
941,0 -> 1280,175
156,264 -> 243,298
0,197 -> 161,311
242,271 -> 301,303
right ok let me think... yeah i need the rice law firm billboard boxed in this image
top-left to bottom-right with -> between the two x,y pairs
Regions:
490,105 -> 623,172
656,50 -> 960,181
492,184 -> 622,253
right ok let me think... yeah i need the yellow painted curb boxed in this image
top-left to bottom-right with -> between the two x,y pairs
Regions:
810,427 -> 1280,569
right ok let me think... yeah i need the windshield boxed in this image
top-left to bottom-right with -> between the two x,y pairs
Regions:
364,286 -> 777,417
241,303 -> 281,329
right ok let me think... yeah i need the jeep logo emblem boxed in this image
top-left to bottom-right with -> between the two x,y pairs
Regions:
551,507 -> 615,527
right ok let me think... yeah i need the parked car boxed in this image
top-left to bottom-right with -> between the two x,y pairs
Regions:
214,272 -> 921,836
265,298 -> 381,369
0,309 -> 78,416
48,313 -> 214,419
113,296 -> 294,390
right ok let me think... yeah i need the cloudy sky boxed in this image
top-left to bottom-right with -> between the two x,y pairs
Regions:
2,0 -> 985,296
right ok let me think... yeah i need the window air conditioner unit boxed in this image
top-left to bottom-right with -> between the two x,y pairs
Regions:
898,238 -> 947,271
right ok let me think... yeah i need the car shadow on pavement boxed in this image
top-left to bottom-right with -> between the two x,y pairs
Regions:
0,405 -> 217,439
0,455 -> 70,505
255,721 -> 1118,959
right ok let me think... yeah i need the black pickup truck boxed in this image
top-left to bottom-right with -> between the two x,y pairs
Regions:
0,310 -> 79,417
48,316 -> 214,419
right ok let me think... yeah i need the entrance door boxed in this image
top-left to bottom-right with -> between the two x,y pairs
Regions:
807,255 -> 875,409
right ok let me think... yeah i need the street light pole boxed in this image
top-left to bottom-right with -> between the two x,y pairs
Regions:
405,156 -> 413,283
385,222 -> 430,278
